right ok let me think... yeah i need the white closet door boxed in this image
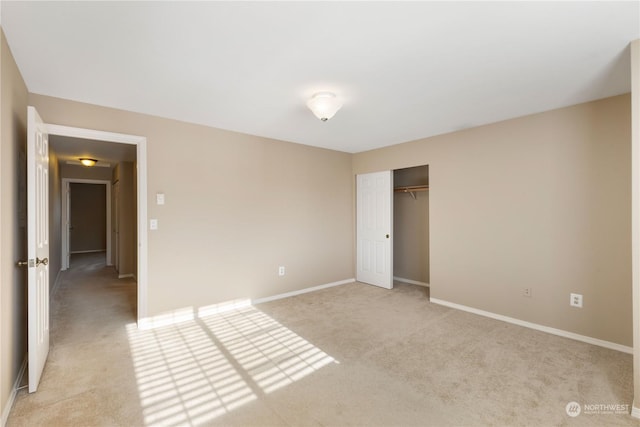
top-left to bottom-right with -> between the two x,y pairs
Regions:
356,171 -> 393,289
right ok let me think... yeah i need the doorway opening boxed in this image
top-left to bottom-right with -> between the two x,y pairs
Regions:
61,179 -> 111,271
393,165 -> 430,298
46,124 -> 148,322
26,107 -> 148,393
53,139 -> 138,285
355,165 -> 430,298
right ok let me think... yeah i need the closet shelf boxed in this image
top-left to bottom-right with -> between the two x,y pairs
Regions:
394,185 -> 429,199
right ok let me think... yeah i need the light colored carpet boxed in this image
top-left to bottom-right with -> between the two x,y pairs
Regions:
7,253 -> 637,426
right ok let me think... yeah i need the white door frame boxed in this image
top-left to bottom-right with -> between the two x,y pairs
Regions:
46,123 -> 148,323
61,179 -> 112,270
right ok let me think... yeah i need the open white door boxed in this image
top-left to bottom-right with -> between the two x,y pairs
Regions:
27,106 -> 50,393
356,171 -> 393,289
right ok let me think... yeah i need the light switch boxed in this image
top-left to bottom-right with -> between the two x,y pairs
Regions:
150,219 -> 158,230
156,193 -> 165,205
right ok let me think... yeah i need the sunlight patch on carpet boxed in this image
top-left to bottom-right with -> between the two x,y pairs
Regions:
127,302 -> 337,426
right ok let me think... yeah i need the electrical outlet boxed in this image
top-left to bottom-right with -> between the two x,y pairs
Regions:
523,288 -> 532,298
278,266 -> 285,276
570,293 -> 583,308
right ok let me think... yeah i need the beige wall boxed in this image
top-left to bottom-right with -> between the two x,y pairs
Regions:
354,94 -> 632,346
630,39 -> 640,413
69,183 -> 106,253
49,151 -> 62,291
0,30 -> 27,419
394,166 -> 429,284
112,162 -> 136,277
29,94 -> 355,316
1,28 -> 4,421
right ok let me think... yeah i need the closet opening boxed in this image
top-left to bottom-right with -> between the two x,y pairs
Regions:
393,165 -> 430,299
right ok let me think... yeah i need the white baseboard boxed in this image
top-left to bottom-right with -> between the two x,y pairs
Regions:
430,298 -> 633,354
1,357 -> 27,427
631,406 -> 640,419
138,307 -> 196,330
252,278 -> 355,305
70,249 -> 106,254
394,276 -> 429,287
118,273 -> 135,279
138,278 -> 356,329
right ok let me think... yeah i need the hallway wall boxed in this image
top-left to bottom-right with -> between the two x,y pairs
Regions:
112,162 -> 136,277
60,163 -> 112,181
49,151 -> 62,293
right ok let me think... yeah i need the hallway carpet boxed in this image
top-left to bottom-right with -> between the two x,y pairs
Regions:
7,254 -> 637,426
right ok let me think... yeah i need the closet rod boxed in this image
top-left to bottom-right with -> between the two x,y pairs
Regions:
394,185 -> 429,199
394,185 -> 429,192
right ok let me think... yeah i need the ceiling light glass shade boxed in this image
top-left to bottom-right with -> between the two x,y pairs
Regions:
307,92 -> 342,121
79,158 -> 97,167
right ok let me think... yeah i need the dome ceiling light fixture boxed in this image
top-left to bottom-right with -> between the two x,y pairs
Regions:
79,158 -> 98,167
307,92 -> 342,122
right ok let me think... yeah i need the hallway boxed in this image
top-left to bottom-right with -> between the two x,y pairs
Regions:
8,252 -> 142,425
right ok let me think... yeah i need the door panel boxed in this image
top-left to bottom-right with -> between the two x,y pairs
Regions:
357,171 -> 393,289
27,106 -> 50,393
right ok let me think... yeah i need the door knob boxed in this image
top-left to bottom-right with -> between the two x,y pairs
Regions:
36,257 -> 48,266
17,260 -> 29,267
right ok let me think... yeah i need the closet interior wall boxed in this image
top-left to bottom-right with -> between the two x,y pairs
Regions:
393,165 -> 430,286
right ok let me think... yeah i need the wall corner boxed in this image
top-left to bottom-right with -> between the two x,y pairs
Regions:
630,38 -> 640,415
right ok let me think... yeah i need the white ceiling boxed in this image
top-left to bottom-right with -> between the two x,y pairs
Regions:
2,1 -> 639,153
